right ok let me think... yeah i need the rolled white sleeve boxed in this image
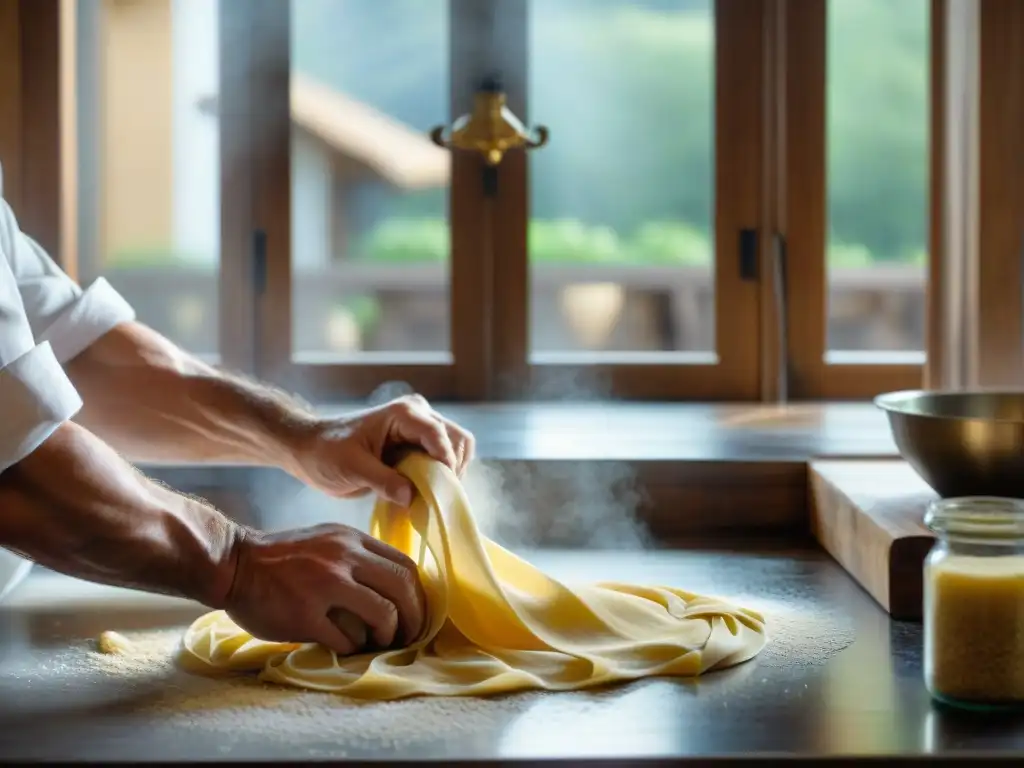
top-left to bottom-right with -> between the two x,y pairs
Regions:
0,341 -> 83,474
2,199 -> 136,364
0,249 -> 83,474
0,187 -> 133,474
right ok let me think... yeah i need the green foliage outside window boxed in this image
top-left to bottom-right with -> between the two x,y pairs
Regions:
293,0 -> 930,268
110,1 -> 930,272
361,217 -> 713,266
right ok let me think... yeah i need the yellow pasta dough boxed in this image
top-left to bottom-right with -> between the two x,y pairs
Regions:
177,453 -> 767,699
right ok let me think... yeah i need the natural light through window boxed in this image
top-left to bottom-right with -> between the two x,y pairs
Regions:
825,0 -> 929,366
528,0 -> 716,366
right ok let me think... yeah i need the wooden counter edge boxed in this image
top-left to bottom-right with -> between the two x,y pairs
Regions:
808,463 -> 934,620
808,467 -> 893,612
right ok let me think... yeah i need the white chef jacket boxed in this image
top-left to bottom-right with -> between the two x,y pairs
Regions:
0,167 -> 136,476
0,164 -> 137,601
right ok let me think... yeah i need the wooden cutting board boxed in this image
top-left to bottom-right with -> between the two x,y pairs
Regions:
809,460 -> 936,621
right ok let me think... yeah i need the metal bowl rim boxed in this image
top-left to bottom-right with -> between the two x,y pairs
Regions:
874,389 -> 1024,425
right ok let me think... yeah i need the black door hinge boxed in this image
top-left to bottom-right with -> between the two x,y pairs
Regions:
483,165 -> 498,198
739,228 -> 758,281
252,228 -> 267,295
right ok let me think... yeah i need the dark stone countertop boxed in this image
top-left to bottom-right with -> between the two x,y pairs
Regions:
1,544 -> 1021,764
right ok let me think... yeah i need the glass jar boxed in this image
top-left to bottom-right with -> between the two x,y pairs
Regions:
923,496 -> 1024,710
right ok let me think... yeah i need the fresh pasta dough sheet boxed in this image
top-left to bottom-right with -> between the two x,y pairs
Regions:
178,453 -> 767,699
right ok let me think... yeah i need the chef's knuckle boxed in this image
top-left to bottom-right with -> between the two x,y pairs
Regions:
332,565 -> 355,586
368,599 -> 396,632
330,527 -> 358,547
393,397 -> 417,415
391,552 -> 418,575
427,421 -> 448,443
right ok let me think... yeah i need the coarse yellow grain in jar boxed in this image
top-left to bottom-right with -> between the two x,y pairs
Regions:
923,497 -> 1024,710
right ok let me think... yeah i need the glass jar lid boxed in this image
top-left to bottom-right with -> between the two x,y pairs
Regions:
925,496 -> 1024,541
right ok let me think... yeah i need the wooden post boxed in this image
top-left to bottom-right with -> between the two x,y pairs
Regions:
927,0 -> 1024,390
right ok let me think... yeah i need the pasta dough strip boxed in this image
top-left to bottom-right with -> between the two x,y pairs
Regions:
177,454 -> 767,699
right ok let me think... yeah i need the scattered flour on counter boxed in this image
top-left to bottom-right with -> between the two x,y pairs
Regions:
76,629 -> 547,748
53,597 -> 852,749
733,595 -> 856,668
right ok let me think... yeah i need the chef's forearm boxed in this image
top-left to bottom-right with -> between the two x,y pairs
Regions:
0,421 -> 241,606
65,322 -> 317,472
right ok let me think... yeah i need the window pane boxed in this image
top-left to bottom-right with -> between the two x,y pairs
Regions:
826,0 -> 929,360
77,0 -> 221,360
528,0 -> 715,360
290,0 -> 450,362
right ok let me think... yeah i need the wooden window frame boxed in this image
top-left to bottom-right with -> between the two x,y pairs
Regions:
248,0 -> 490,402
249,0 -> 765,402
489,0 -> 765,401
218,0 -> 958,404
213,0 -> 273,375
781,0 -> 935,400
970,0 -> 1024,387
48,0 -> 1023,404
63,0 -> 258,373
0,0 -> 64,269
928,0 -> 1024,390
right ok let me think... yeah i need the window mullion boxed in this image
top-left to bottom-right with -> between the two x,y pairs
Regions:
489,0 -> 529,400
217,0 -> 266,376
450,0 -> 507,400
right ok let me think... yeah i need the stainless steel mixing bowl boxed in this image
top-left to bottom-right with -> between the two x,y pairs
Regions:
875,390 -> 1024,498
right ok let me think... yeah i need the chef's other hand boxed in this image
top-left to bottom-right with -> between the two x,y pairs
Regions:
224,523 -> 426,655
294,394 -> 475,507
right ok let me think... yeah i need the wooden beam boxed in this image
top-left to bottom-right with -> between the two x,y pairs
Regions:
0,1 -> 66,268
929,0 -> 1024,389
923,0 -> 946,390
975,0 -> 1024,387
0,0 -> 24,211
17,0 -> 63,261
59,0 -> 78,279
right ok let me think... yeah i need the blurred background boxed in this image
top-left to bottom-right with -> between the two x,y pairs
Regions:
77,0 -> 928,362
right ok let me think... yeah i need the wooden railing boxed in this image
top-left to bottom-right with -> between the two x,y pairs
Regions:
97,262 -> 927,357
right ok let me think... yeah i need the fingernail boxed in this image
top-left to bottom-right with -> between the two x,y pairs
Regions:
394,484 -> 414,507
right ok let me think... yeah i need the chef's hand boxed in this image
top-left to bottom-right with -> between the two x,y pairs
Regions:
293,394 -> 475,507
224,523 -> 426,654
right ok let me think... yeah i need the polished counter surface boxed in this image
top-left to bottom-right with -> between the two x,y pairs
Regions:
1,546 -> 1021,763
141,403 -> 899,541
378,402 -> 899,461
144,402 -> 900,468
